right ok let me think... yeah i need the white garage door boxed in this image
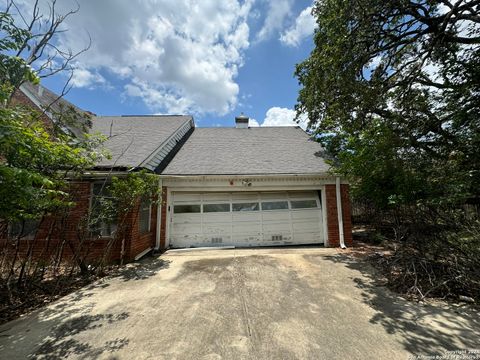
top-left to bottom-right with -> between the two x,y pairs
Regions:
169,191 -> 324,248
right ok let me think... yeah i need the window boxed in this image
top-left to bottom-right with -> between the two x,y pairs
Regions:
290,200 -> 318,209
203,203 -> 230,213
261,201 -> 288,211
91,182 -> 117,237
232,202 -> 259,212
139,198 -> 151,234
174,204 -> 201,213
9,219 -> 39,239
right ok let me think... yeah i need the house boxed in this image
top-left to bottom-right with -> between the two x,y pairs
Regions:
6,83 -> 353,262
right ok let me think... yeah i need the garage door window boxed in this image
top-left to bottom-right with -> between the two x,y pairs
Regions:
204,203 -> 230,212
261,201 -> 288,210
232,202 -> 259,211
174,204 -> 201,213
290,200 -> 318,209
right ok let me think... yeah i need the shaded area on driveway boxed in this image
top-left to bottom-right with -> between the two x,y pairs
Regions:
0,248 -> 478,359
320,253 -> 480,358
0,256 -> 171,359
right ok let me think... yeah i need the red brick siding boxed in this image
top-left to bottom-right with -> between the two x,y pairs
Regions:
0,181 -> 159,263
325,184 -> 353,247
341,184 -> 353,246
0,182 -> 123,262
126,196 -> 158,260
159,187 -> 168,251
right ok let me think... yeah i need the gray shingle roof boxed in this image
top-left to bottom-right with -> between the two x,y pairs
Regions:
19,82 -> 91,137
91,115 -> 193,169
162,127 -> 330,175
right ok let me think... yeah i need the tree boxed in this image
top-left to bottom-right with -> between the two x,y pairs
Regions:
0,1 -> 98,223
2,0 -> 90,93
295,0 -> 480,301
295,0 -> 480,208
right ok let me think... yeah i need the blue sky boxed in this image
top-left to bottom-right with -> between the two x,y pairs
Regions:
33,0 -> 316,128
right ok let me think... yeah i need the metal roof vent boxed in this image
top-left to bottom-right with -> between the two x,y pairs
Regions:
235,113 -> 249,129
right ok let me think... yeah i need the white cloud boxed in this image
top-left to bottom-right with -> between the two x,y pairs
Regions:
249,118 -> 260,127
279,6 -> 316,47
256,0 -> 293,42
260,107 -> 308,130
17,0 -> 254,115
70,66 -> 107,89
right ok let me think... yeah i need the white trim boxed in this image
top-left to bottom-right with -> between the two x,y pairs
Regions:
161,174 -> 344,181
165,187 -> 172,249
155,178 -> 162,250
336,177 -> 346,249
321,186 -> 328,247
160,174 -> 347,193
139,119 -> 193,171
134,247 -> 152,261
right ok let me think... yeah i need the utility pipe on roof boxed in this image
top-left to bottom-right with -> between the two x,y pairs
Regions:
336,176 -> 347,249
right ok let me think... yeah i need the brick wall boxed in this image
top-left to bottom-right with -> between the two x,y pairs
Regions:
7,89 -> 158,262
325,184 -> 353,247
126,197 -> 158,260
159,187 -> 168,251
1,181 -> 158,263
0,182 -> 122,262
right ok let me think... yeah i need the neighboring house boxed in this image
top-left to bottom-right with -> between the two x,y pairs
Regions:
6,84 -> 352,262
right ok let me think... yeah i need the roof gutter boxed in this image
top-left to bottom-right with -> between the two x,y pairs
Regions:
159,173 -> 333,179
336,176 -> 346,249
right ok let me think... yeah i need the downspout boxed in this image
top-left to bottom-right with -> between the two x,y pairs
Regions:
155,177 -> 162,250
336,176 -> 347,249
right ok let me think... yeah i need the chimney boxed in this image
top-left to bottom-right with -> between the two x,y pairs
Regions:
235,113 -> 249,129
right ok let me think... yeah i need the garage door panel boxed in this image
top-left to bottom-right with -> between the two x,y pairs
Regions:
288,191 -> 318,199
232,223 -> 262,233
172,224 -> 201,235
232,193 -> 259,201
172,213 -> 202,221
260,192 -> 287,200
202,223 -> 231,234
292,221 -> 321,231
232,234 -> 262,245
202,193 -> 231,201
169,191 -> 324,248
202,213 -> 231,223
262,222 -> 291,232
173,193 -> 202,202
290,210 -> 320,220
262,233 -> 292,241
232,213 -> 261,222
261,211 -> 290,221
293,232 -> 322,242
202,235 -> 231,245
170,235 -> 202,247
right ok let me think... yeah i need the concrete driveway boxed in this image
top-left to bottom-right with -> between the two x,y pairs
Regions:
0,248 -> 479,360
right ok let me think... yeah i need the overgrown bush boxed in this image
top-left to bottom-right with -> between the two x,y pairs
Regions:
356,203 -> 480,301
